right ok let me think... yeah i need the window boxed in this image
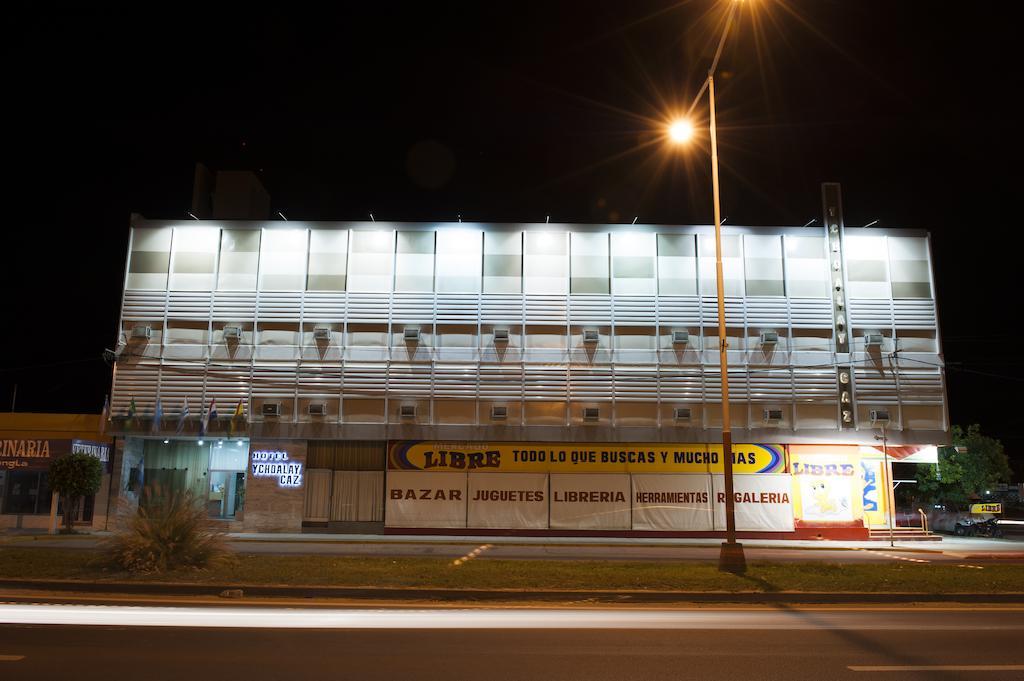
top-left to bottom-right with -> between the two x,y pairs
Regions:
785,235 -> 829,298
126,227 -> 171,290
483,232 -> 522,293
395,231 -> 436,292
744,235 -> 784,296
612,232 -> 656,295
436,229 -> 482,293
348,230 -> 395,292
170,227 -> 219,291
259,229 -> 308,291
217,229 -> 261,291
524,232 -> 568,294
698,234 -> 743,296
888,237 -> 932,299
570,232 -> 609,294
307,230 -> 349,291
1,470 -> 52,515
657,234 -> 697,295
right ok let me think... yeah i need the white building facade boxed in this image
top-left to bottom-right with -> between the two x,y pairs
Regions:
108,191 -> 948,538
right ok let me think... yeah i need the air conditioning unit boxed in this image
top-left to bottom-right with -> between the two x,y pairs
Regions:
869,409 -> 890,425
399,404 -> 417,419
223,326 -> 243,341
130,325 -> 152,340
490,405 -> 508,420
261,402 -> 282,417
493,328 -> 510,343
673,407 -> 692,422
582,407 -> 600,422
672,330 -> 690,345
582,329 -> 599,344
763,408 -> 784,423
312,326 -> 332,342
864,333 -> 885,347
760,330 -> 779,345
308,402 -> 327,416
403,327 -> 421,342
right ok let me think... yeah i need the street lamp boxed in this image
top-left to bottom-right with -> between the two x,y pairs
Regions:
667,0 -> 746,574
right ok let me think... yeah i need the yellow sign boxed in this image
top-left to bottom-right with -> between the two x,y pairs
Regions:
388,441 -> 787,474
970,503 -> 1001,514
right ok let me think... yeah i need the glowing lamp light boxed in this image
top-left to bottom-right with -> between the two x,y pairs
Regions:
668,119 -> 694,143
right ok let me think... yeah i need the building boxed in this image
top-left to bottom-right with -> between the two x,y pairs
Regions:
0,413 -> 113,531
106,185 -> 948,538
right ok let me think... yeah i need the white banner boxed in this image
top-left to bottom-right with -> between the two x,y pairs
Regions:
631,474 -> 713,531
549,474 -> 631,530
712,474 -> 794,532
467,473 -> 548,529
385,471 -> 467,528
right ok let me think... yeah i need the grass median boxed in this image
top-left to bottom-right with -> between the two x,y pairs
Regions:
1,547 -> 1021,593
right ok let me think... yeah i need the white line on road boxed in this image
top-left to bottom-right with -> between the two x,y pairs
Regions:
849,664 -> 1024,672
0,655 -> 26,661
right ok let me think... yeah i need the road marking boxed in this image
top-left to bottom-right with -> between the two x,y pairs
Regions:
452,544 -> 492,566
871,551 -> 930,564
849,664 -> 1024,672
0,655 -> 26,661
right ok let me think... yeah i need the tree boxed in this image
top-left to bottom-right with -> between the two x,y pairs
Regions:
48,453 -> 103,533
914,425 -> 1012,509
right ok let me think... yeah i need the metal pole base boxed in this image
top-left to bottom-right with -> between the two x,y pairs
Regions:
719,541 -> 747,574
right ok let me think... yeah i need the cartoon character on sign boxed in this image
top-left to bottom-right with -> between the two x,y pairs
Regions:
807,478 -> 850,518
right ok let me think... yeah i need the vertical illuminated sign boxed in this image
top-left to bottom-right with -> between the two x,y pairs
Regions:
823,183 -> 855,428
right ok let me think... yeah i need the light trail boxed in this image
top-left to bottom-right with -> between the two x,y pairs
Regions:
2,604 -> 1023,630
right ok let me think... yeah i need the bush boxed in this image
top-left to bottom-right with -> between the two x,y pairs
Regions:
105,489 -> 227,573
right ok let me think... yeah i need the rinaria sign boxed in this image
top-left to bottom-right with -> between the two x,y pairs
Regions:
250,450 -> 304,488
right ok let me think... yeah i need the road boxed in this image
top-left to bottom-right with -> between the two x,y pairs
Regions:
8,534 -> 1024,564
1,604 -> 1023,680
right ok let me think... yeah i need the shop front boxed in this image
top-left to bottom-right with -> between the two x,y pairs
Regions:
0,414 -> 112,531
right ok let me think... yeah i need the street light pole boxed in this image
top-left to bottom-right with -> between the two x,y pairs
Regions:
880,423 -> 895,548
709,74 -> 745,574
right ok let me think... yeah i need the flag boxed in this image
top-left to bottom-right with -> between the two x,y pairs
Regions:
126,397 -> 137,422
228,399 -> 245,438
176,397 -> 190,434
151,398 -> 163,434
98,395 -> 110,437
200,397 -> 216,436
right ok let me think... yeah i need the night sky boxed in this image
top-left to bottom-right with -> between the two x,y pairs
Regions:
5,3 -> 1021,473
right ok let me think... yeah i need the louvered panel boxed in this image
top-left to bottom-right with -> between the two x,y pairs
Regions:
250,363 -> 298,399
748,372 -> 792,400
657,296 -> 701,325
342,364 -> 387,397
297,365 -> 342,397
479,365 -> 523,399
203,364 -> 251,406
568,367 -> 613,401
897,370 -> 944,405
211,292 -> 257,322
390,293 -> 432,324
257,292 -> 302,323
391,293 -> 434,324
789,298 -> 834,328
658,369 -> 703,401
167,291 -> 212,320
524,295 -> 567,324
702,369 -> 749,400
854,368 -> 899,405
612,296 -> 656,326
745,298 -> 788,327
435,294 -> 479,323
701,296 -> 744,326
122,291 -> 166,321
111,361 -> 160,413
523,366 -> 567,399
433,364 -> 477,398
386,364 -> 432,398
613,367 -> 658,401
302,292 -> 346,324
894,300 -> 937,329
568,295 -> 612,324
346,293 -> 391,323
849,299 -> 893,328
481,294 -> 523,324
793,370 -> 837,401
154,361 -> 206,411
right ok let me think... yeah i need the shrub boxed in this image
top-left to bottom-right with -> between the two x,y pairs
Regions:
105,489 -> 227,573
49,453 -> 103,533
